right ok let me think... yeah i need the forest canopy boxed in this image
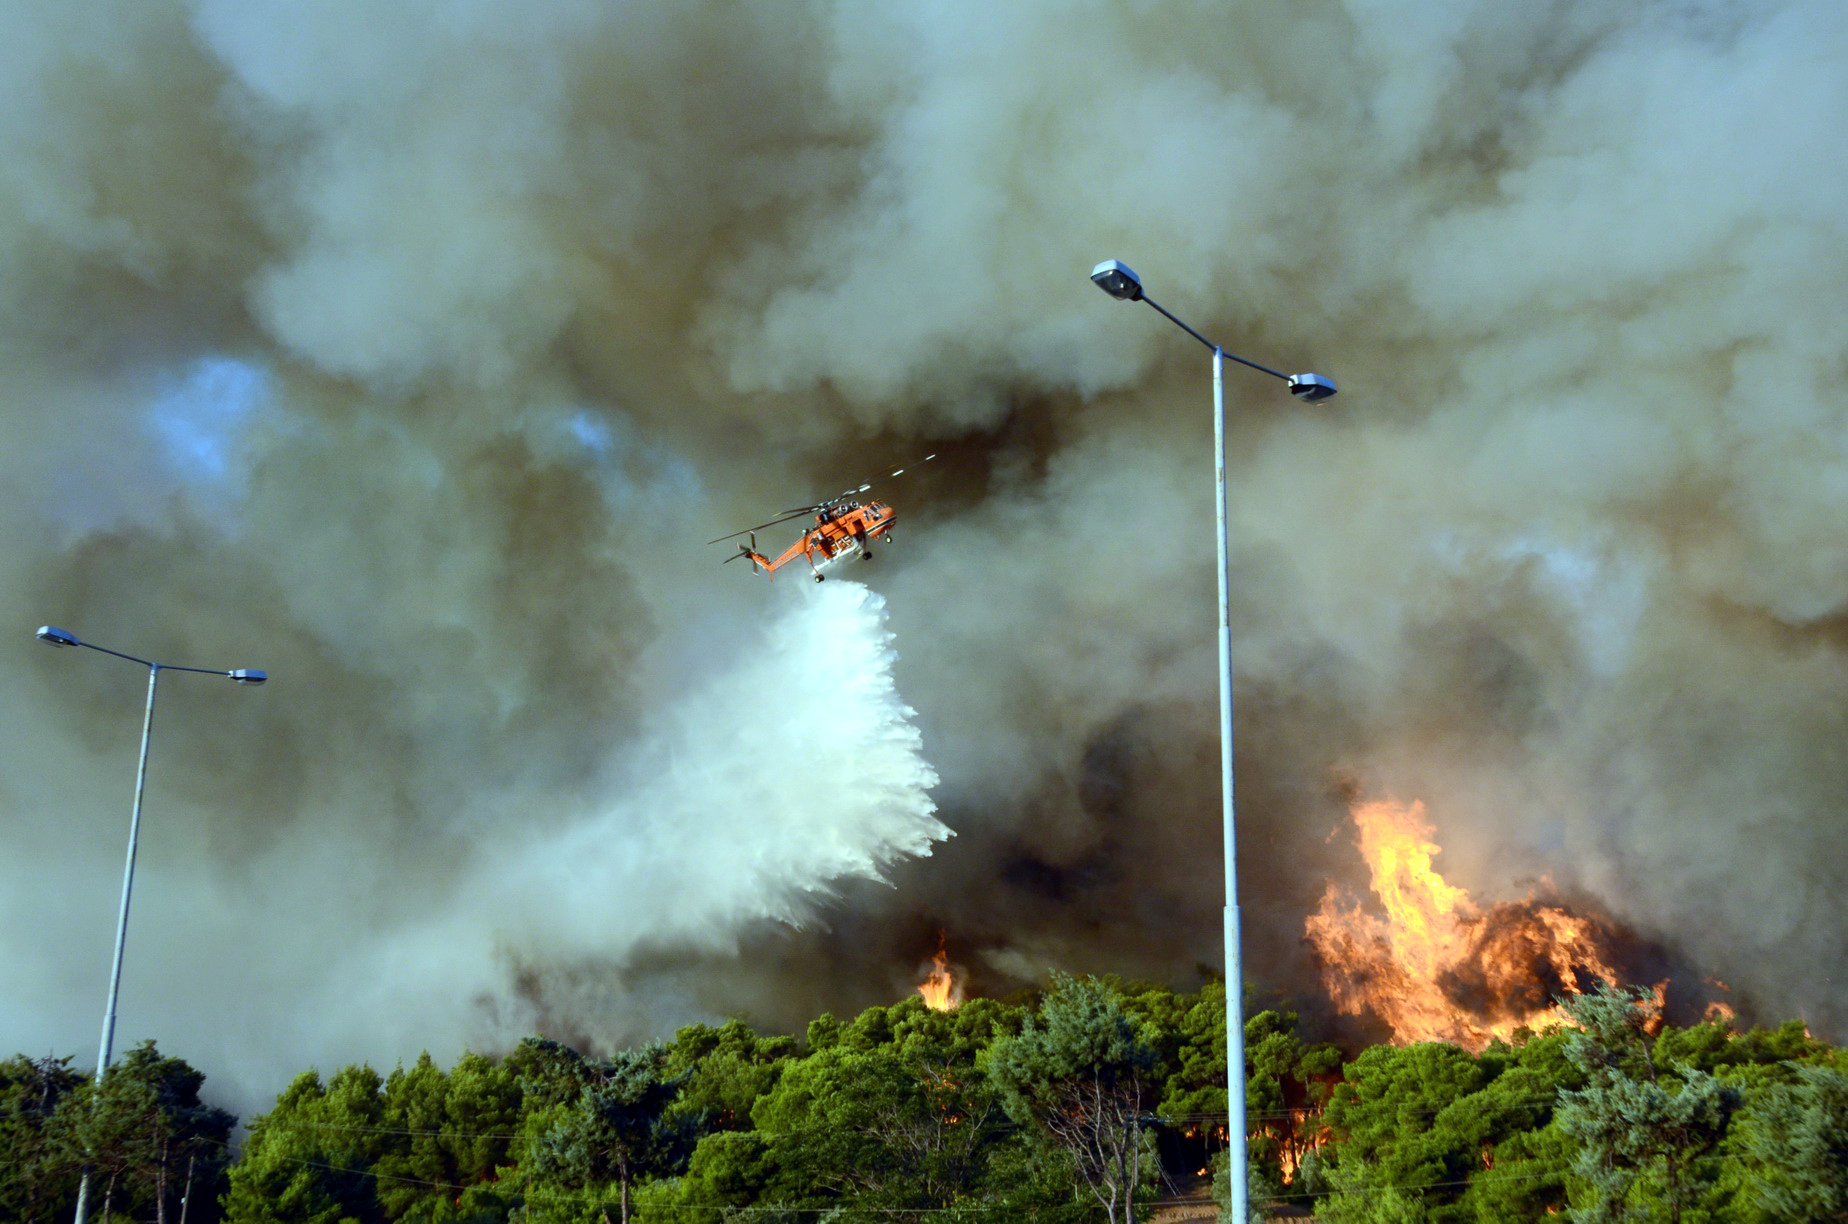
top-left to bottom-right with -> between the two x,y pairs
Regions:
6,980 -> 1845,1224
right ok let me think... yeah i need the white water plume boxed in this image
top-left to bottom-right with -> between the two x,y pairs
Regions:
500,578 -> 945,953
206,578 -> 942,1096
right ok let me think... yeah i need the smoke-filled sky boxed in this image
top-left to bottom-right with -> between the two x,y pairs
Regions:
4,0 -> 1846,1109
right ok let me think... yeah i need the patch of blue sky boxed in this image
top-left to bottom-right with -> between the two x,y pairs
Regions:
1426,528 -> 1652,676
1503,537 -> 1600,597
558,406 -> 701,512
146,356 -> 272,481
1499,535 -> 1651,676
1527,819 -> 1569,857
567,409 -> 613,457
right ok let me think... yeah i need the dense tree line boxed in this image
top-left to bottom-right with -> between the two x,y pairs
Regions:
6,980 -> 1846,1223
1295,988 -> 1848,1223
1,1042 -> 233,1224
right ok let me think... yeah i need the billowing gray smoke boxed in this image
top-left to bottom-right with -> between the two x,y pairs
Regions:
3,0 -> 1845,1107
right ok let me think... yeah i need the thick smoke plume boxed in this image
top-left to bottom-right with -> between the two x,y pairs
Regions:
2,0 -> 1846,1108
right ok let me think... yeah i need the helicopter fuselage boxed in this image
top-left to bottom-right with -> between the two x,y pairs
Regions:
737,500 -> 895,580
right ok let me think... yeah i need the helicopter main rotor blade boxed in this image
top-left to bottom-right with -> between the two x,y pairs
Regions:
707,509 -> 812,545
830,454 -> 936,503
789,454 -> 940,514
720,453 -> 937,545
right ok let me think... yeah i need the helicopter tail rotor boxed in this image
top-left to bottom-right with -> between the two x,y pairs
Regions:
724,532 -> 761,566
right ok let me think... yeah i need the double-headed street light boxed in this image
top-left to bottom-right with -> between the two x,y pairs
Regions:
1090,260 -> 1335,1223
35,627 -> 264,1224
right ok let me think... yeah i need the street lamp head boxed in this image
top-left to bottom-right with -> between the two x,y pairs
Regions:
1287,373 -> 1338,402
227,669 -> 267,686
36,626 -> 80,648
1090,260 -> 1144,301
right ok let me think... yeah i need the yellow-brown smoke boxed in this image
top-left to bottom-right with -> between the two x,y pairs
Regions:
3,0 -> 1845,1107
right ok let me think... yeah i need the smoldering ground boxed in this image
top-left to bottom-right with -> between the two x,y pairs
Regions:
3,0 -> 1846,1107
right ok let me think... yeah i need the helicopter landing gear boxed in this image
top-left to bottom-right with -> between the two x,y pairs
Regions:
862,551 -> 874,560
813,573 -> 826,583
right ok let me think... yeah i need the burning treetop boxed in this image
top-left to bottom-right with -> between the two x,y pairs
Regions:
1306,797 -> 1626,1050
916,934 -> 964,1011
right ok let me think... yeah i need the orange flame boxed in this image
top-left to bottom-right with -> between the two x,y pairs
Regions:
1702,979 -> 1737,1026
916,935 -> 963,1011
1306,797 -> 1623,1050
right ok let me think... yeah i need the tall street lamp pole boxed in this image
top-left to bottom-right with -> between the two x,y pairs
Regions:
35,627 -> 265,1224
1088,261 -> 1335,1222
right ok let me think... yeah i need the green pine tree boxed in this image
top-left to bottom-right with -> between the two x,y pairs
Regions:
1742,1063 -> 1848,1221
0,1054 -> 86,1224
985,974 -> 1161,1224
1556,985 -> 1741,1224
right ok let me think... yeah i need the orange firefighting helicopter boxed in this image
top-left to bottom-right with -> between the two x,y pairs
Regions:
709,456 -> 935,582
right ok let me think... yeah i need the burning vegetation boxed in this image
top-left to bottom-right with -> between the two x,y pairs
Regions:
916,933 -> 964,1011
1306,798 -> 1629,1049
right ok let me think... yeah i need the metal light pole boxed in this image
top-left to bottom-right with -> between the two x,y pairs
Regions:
35,627 -> 265,1224
1088,261 -> 1335,1223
